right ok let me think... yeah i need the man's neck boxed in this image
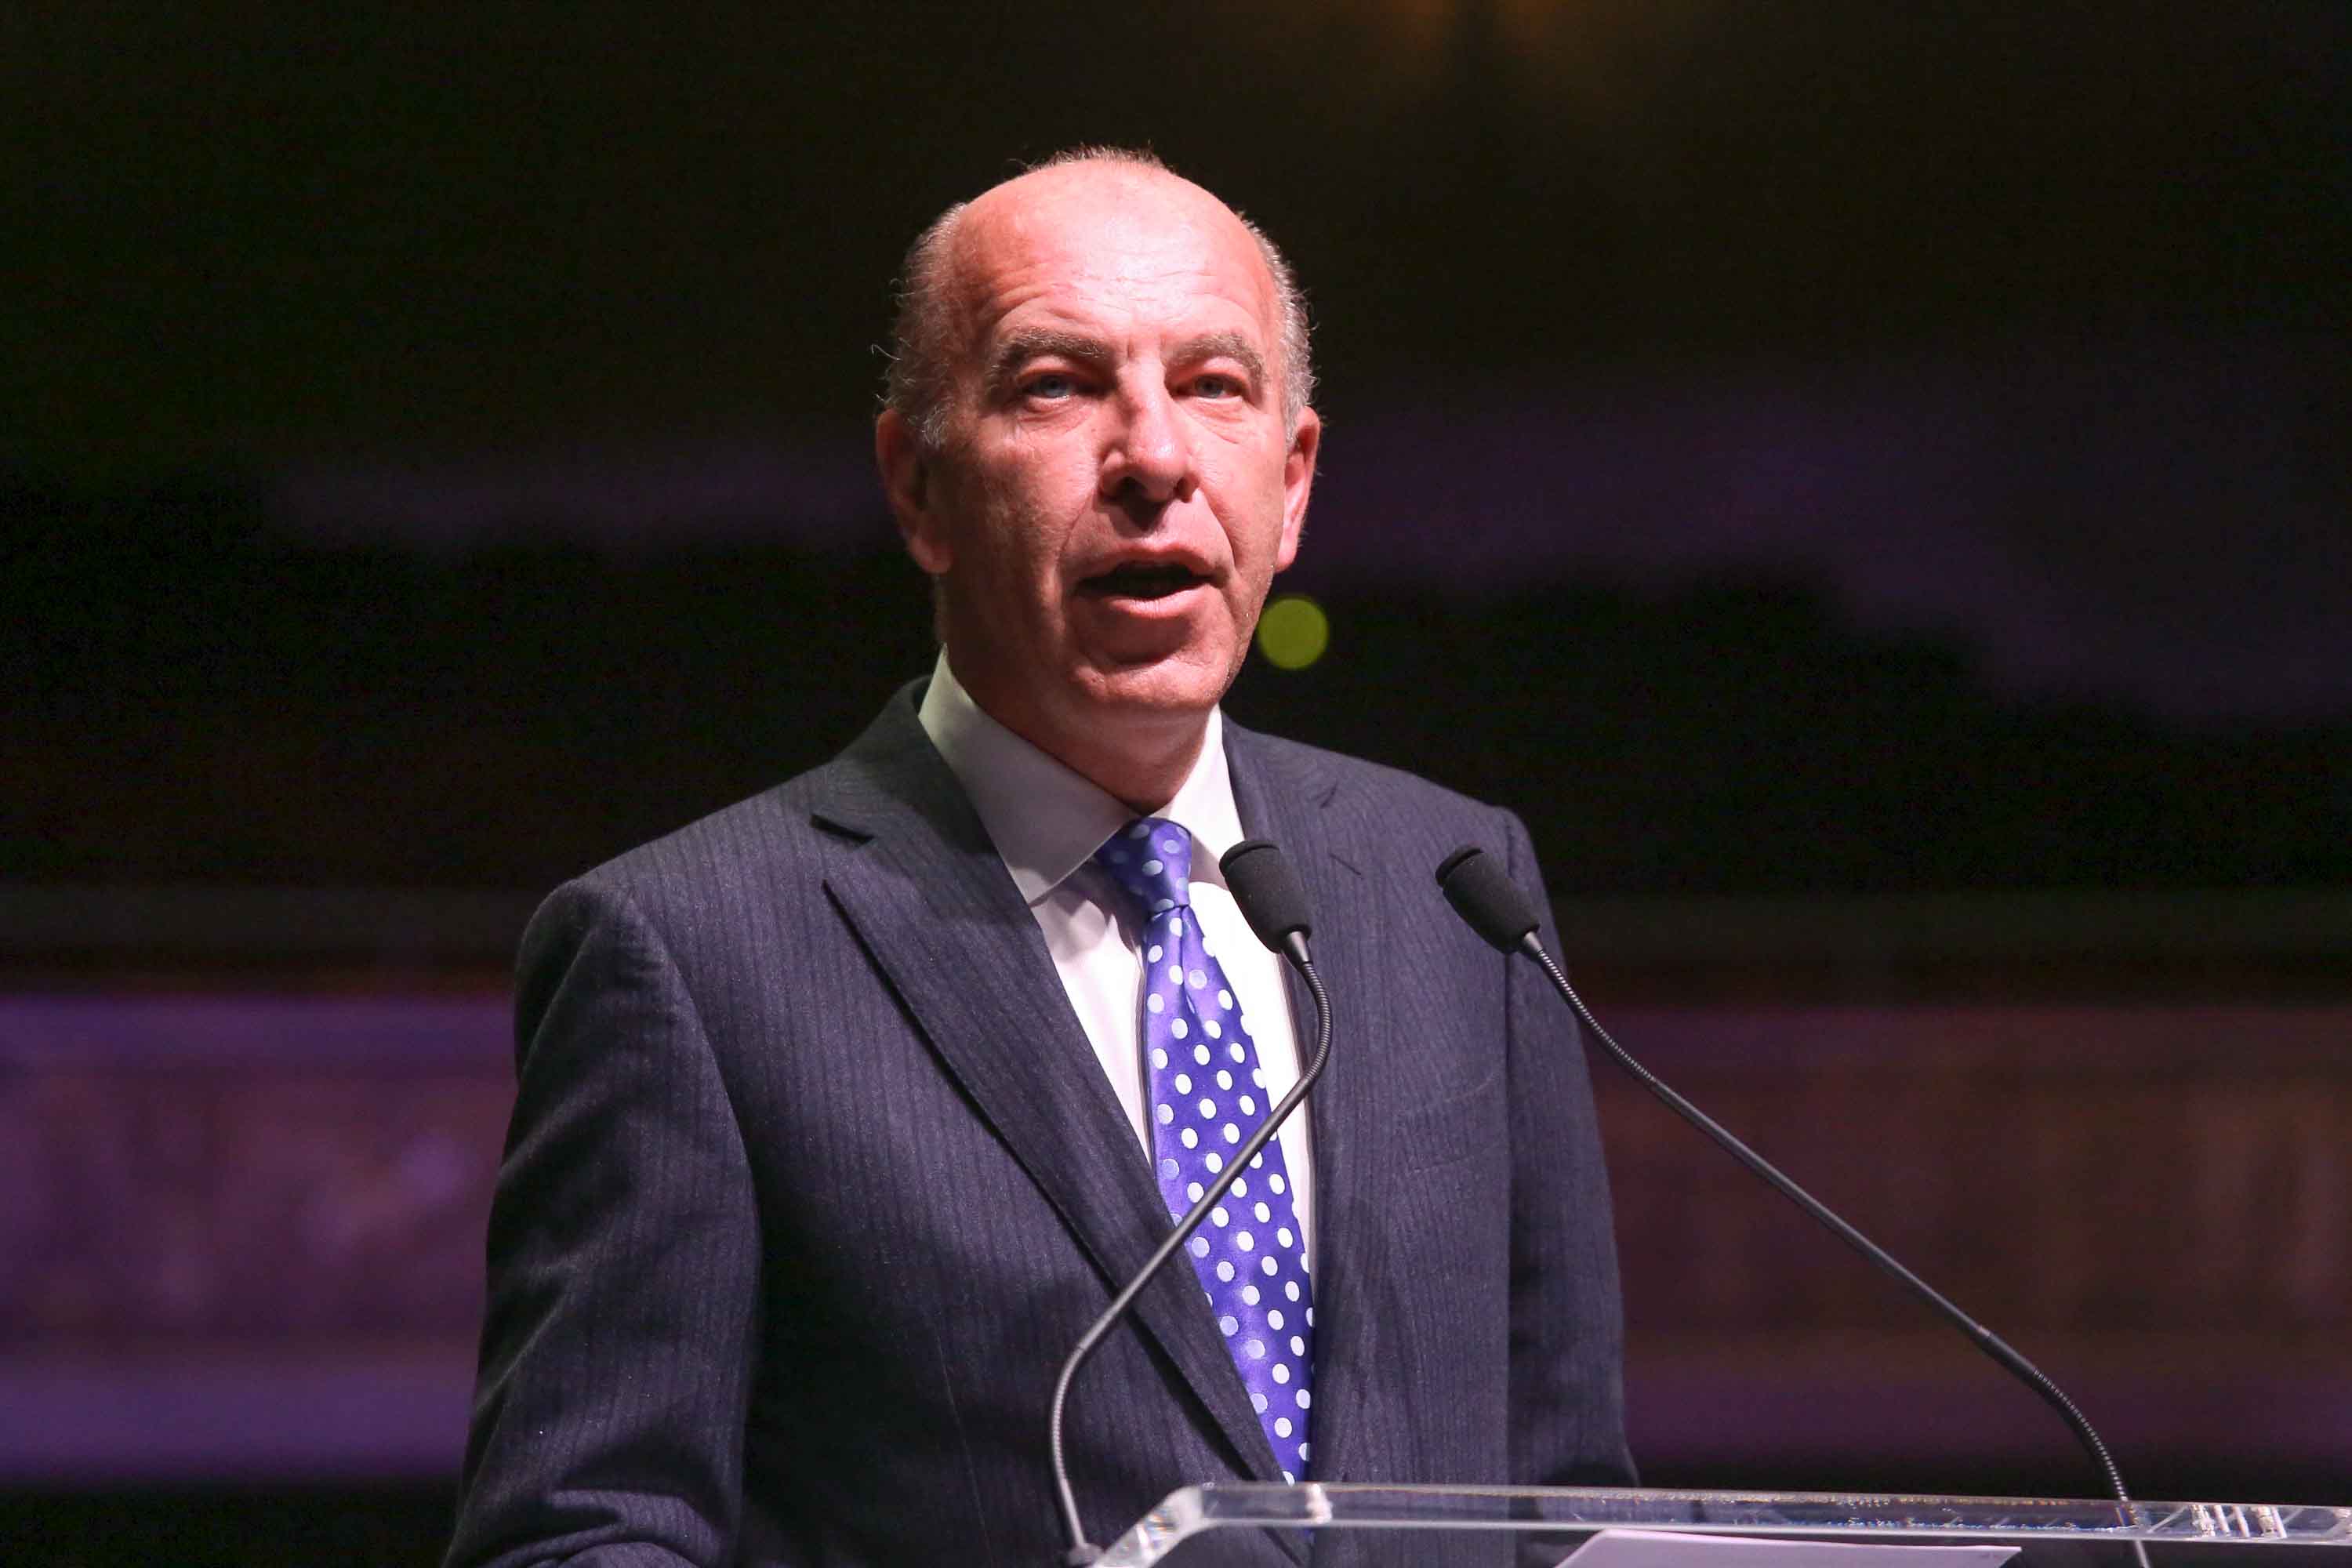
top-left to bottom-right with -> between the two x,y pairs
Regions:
944,657 -> 1211,815
1046,722 -> 1207,817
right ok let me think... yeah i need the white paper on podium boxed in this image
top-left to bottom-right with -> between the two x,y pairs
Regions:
1559,1529 -> 2020,1568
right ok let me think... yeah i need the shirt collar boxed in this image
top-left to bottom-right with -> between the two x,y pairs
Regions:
915,649 -> 1245,906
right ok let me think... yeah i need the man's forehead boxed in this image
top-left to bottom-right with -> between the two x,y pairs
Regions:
944,165 -> 1277,347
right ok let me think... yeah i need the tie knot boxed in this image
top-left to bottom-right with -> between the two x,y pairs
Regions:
1094,817 -> 1194,916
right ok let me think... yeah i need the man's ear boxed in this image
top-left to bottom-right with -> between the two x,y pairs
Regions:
877,408 -> 952,574
1274,405 -> 1321,572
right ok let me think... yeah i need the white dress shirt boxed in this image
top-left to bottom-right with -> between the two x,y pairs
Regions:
916,652 -> 1314,1256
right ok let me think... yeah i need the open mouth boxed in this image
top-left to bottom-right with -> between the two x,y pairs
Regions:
1078,562 -> 1207,601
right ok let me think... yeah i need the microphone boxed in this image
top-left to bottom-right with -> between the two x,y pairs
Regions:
1221,837 -> 1314,967
1047,840 -> 1336,1567
1434,844 -> 1539,953
1436,844 -> 2149,1551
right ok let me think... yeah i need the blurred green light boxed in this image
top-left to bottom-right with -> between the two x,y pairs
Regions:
1257,594 -> 1330,671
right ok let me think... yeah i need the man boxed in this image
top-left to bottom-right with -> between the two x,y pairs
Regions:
447,148 -> 1631,1568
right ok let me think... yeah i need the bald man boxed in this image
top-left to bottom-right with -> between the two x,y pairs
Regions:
447,149 -> 1631,1568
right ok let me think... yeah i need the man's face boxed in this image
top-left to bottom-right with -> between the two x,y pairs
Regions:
879,165 -> 1319,782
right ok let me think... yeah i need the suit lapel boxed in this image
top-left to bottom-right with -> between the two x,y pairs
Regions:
808,693 -> 1291,1497
1225,723 -> 1396,1486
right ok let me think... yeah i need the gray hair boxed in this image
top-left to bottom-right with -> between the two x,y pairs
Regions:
881,146 -> 1316,448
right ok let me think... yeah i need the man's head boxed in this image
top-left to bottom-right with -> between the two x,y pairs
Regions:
874,149 -> 1321,807
886,150 -> 1317,448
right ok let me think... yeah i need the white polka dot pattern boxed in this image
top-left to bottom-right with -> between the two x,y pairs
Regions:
1096,815 -> 1314,1481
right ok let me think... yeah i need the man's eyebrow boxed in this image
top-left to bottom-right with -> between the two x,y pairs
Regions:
1171,331 -> 1268,387
986,327 -> 1269,389
989,328 -> 1111,385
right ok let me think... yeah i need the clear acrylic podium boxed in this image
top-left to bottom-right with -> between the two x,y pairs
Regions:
1097,1485 -> 2352,1566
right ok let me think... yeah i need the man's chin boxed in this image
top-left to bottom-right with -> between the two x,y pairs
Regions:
1072,647 -> 1237,723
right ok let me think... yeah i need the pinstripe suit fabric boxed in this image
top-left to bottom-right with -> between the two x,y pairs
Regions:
446,683 -> 1632,1567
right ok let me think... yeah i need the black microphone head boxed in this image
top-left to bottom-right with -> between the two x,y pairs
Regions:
1219,839 -> 1314,953
1436,844 -> 1540,953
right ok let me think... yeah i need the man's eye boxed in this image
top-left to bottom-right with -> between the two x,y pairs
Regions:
1191,374 -> 1242,399
1025,373 -> 1079,400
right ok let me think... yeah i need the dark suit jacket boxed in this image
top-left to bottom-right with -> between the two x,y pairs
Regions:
447,684 -> 1632,1567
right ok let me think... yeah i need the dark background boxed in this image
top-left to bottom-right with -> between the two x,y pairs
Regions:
5,2 -> 2349,1562
10,1 -> 2350,895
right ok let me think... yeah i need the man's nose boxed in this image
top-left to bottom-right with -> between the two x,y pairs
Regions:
1099,378 -> 1190,508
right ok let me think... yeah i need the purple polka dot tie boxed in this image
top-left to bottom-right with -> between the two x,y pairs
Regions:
1094,817 -> 1316,1481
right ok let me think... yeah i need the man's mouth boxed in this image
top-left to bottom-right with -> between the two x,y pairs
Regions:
1079,562 -> 1207,601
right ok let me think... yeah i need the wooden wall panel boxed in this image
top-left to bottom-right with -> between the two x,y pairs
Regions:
2,993 -> 2347,1493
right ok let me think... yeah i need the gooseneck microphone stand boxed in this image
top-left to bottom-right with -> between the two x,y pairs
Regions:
1435,844 -> 2150,1568
1048,840 -> 1331,1567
